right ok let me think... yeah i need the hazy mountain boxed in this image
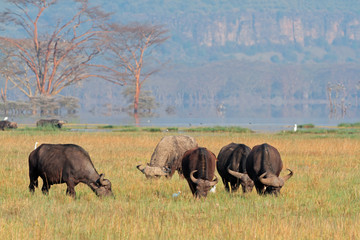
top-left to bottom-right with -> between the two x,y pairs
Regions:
2,0 -> 360,122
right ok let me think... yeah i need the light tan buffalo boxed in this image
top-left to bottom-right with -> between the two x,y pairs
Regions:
137,135 -> 198,178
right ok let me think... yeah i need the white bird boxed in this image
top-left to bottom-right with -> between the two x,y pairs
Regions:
294,124 -> 297,132
172,191 -> 181,198
34,142 -> 38,149
210,185 -> 216,193
3,117 -> 8,121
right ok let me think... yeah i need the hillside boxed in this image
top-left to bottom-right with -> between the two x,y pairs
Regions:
1,0 -> 360,121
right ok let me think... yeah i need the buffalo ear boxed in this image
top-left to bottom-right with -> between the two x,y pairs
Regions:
96,174 -> 104,186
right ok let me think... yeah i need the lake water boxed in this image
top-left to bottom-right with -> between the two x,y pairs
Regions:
73,113 -> 358,133
8,104 -> 359,133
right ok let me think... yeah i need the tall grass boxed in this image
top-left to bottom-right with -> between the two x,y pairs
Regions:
0,130 -> 359,239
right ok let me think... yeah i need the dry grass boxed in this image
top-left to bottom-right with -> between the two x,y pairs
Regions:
0,130 -> 359,239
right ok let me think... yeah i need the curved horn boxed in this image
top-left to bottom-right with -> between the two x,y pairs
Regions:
163,166 -> 171,173
259,172 -> 284,187
209,175 -> 218,187
280,168 -> 293,182
99,174 -> 110,186
227,168 -> 247,179
190,170 -> 198,183
136,165 -> 146,173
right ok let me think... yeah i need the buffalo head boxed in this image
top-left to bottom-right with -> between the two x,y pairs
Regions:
136,164 -> 170,178
94,174 -> 113,197
190,170 -> 218,198
227,168 -> 254,193
259,169 -> 293,195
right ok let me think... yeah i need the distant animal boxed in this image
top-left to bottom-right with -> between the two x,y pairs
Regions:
246,143 -> 293,196
28,143 -> 113,198
217,143 -> 254,193
181,147 -> 218,198
137,135 -> 198,178
36,119 -> 65,128
0,120 -> 18,130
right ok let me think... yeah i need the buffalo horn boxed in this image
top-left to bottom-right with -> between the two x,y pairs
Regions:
259,172 -> 284,187
136,165 -> 146,173
163,166 -> 171,173
190,170 -> 198,183
209,175 -> 218,186
99,174 -> 110,186
280,168 -> 294,182
227,168 -> 247,179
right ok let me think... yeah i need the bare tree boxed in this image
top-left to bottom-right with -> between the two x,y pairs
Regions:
327,82 -> 348,118
103,23 -> 169,124
0,0 -> 116,99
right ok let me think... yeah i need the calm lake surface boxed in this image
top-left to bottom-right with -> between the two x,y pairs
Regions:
10,105 -> 359,133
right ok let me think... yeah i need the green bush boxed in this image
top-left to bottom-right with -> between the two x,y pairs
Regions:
338,122 -> 360,127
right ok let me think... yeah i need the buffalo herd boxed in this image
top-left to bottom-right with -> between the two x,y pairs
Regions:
0,118 -> 292,198
2,125 -> 291,199
136,135 -> 293,199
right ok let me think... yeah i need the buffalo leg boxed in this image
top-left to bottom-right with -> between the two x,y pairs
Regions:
65,182 -> 76,198
254,182 -> 265,195
41,182 -> 50,195
222,179 -> 230,192
187,181 -> 197,195
230,179 -> 240,192
28,173 -> 39,193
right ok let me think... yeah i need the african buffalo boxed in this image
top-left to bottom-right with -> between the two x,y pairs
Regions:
181,147 -> 218,198
36,119 -> 65,128
246,143 -> 293,196
137,135 -> 198,178
217,143 -> 254,193
28,143 -> 113,198
0,120 -> 17,130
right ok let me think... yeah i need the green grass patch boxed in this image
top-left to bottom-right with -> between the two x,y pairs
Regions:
142,127 -> 162,132
98,125 -> 115,129
17,126 -> 66,132
166,127 -> 178,132
338,122 -> 360,127
183,126 -> 252,133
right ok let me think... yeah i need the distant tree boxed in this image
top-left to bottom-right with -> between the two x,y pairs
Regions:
0,0 -> 116,99
103,22 -> 169,124
327,82 -> 348,118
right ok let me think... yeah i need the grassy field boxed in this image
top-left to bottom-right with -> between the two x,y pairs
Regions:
0,128 -> 359,239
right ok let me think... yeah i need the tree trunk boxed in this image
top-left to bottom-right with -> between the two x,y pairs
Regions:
134,73 -> 141,124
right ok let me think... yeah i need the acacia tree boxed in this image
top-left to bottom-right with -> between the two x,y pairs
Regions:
0,0 -> 117,100
104,23 -> 169,123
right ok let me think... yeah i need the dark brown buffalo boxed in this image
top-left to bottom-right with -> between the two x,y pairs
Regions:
137,135 -> 198,178
246,143 -> 293,196
0,120 -> 17,130
36,119 -> 65,128
28,144 -> 113,198
217,143 -> 254,193
181,147 -> 218,198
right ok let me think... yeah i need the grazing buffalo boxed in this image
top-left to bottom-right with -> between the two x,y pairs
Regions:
181,147 -> 218,198
137,135 -> 198,178
246,143 -> 293,196
217,143 -> 254,193
28,144 -> 113,198
0,120 -> 17,130
36,119 -> 65,128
